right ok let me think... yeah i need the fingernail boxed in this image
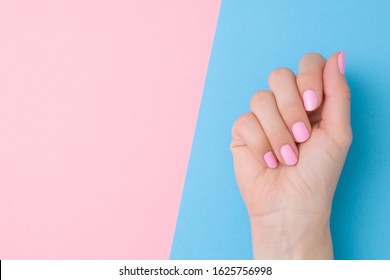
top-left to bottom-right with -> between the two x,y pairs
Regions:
303,89 -> 318,111
264,151 -> 278,169
338,50 -> 345,75
292,122 -> 310,143
280,144 -> 297,166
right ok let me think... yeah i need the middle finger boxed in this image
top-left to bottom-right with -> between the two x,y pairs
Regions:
268,67 -> 311,143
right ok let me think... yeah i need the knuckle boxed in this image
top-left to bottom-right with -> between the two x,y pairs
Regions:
268,67 -> 294,84
280,97 -> 300,112
250,90 -> 272,110
231,113 -> 256,148
268,128 -> 285,140
300,52 -> 326,64
232,112 -> 253,136
296,71 -> 315,82
234,112 -> 253,128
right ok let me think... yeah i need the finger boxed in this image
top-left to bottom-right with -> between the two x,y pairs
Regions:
297,52 -> 326,112
268,68 -> 311,143
322,51 -> 352,146
250,90 -> 298,166
231,112 -> 278,169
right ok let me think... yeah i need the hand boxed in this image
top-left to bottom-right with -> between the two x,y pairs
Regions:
230,52 -> 352,259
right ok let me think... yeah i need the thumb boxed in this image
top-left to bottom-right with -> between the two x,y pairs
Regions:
321,51 -> 353,146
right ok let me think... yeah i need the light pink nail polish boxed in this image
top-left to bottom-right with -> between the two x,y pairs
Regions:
264,151 -> 278,169
338,50 -> 345,75
292,122 -> 310,143
280,144 -> 297,166
303,89 -> 317,111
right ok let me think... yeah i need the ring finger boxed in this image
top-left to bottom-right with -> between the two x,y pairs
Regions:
250,90 -> 298,166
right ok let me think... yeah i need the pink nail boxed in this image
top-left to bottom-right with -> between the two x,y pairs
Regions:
303,89 -> 317,111
264,151 -> 278,169
280,144 -> 297,166
338,50 -> 345,75
292,122 -> 310,143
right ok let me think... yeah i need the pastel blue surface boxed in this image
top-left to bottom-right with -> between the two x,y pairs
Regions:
170,0 -> 390,259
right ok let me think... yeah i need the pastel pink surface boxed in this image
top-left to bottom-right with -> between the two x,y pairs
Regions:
0,0 -> 221,259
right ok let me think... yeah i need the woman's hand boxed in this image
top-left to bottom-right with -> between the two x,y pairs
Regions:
230,52 -> 352,259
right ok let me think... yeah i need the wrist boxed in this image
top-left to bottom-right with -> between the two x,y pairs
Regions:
249,209 -> 333,259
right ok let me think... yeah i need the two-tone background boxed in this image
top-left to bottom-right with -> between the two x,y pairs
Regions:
1,0 -> 390,260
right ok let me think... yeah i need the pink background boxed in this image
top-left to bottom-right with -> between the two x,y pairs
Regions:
0,0 -> 220,259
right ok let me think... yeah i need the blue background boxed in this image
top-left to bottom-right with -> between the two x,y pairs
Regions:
170,0 -> 390,259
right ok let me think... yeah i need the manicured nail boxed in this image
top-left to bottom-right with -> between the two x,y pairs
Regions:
292,122 -> 310,143
264,151 -> 278,169
338,50 -> 345,75
280,144 -> 297,166
303,89 -> 318,111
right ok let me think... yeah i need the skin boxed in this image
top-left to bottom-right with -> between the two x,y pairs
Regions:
230,52 -> 352,259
